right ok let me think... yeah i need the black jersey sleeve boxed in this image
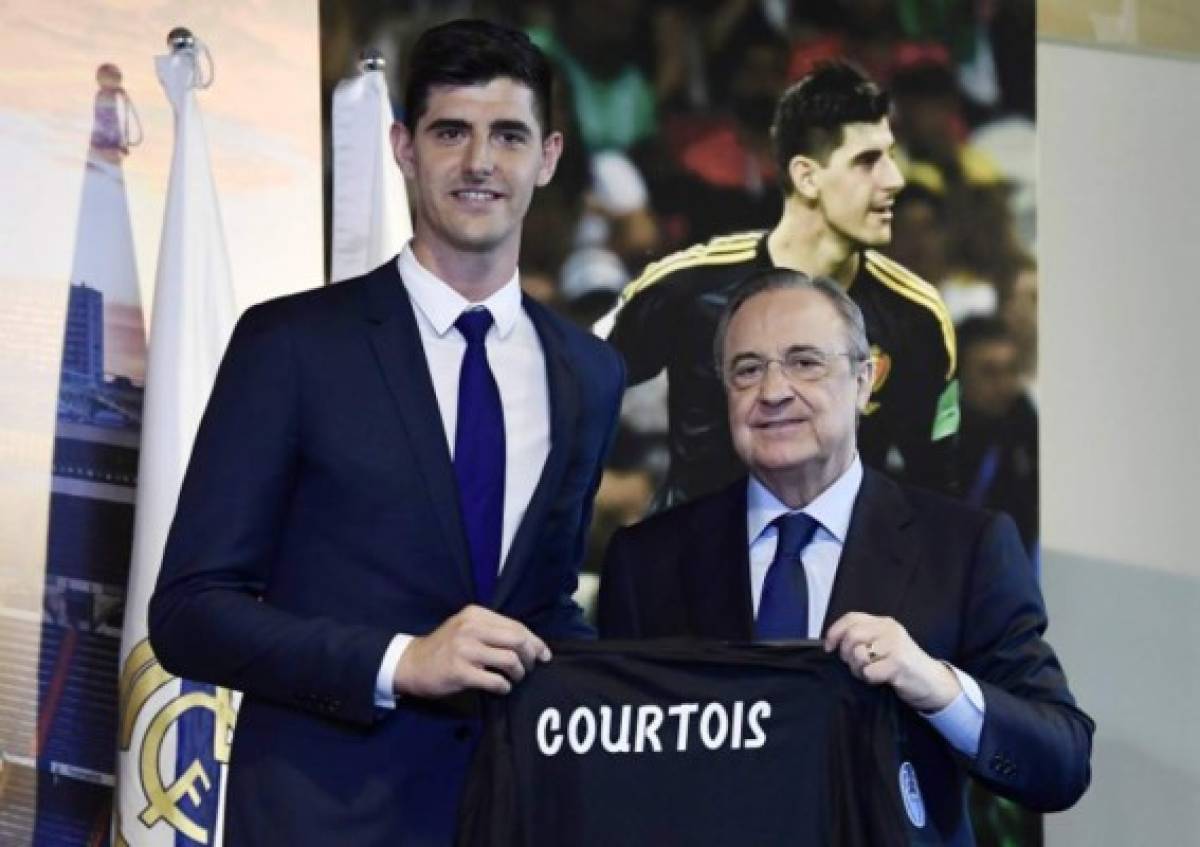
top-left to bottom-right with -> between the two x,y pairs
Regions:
868,251 -> 961,494
603,271 -> 679,386
894,324 -> 959,494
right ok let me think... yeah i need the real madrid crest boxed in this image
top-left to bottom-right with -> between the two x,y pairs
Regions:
864,344 -> 891,415
117,638 -> 237,845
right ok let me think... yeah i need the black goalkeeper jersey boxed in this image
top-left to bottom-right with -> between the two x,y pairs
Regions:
457,641 -> 943,847
605,232 -> 959,507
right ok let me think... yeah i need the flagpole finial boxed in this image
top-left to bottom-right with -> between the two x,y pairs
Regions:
165,27 -> 214,89
358,48 -> 386,73
168,27 -> 196,52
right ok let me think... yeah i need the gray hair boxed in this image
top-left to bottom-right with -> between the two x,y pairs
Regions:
712,269 -> 871,378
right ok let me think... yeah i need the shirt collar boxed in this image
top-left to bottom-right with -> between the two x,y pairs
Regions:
397,243 -> 522,339
746,456 -> 863,546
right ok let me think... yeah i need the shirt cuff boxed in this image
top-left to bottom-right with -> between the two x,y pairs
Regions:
921,664 -> 985,758
374,633 -> 414,709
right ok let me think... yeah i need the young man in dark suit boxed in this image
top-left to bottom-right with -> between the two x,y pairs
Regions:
149,20 -> 623,846
599,269 -> 1090,845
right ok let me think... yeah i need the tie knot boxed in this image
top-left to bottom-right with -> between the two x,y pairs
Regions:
455,308 -> 494,345
773,512 -> 819,560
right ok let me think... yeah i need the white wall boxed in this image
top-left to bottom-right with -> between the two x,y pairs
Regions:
1039,40 -> 1200,844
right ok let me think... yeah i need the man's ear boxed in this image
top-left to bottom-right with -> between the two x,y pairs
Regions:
391,122 -> 415,178
536,130 -> 564,187
855,356 -> 877,412
788,155 -> 821,201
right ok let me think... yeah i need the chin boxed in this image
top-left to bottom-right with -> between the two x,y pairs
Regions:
445,228 -> 510,254
752,446 -> 817,473
857,228 -> 891,248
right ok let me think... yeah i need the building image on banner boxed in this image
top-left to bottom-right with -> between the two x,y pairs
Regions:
0,62 -> 146,844
0,3 -> 323,845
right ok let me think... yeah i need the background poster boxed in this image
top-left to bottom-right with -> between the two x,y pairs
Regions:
0,3 -> 321,844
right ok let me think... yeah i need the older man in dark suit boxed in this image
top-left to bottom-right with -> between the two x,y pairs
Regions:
149,20 -> 623,847
599,269 -> 1091,845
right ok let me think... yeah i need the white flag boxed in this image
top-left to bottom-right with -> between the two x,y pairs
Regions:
330,64 -> 410,282
114,45 -> 237,847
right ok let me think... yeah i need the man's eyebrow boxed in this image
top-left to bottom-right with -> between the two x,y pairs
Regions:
490,119 -> 533,135
425,118 -> 471,133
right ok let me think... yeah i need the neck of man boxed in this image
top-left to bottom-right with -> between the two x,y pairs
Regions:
767,200 -> 861,289
755,449 -> 854,511
410,231 -> 520,303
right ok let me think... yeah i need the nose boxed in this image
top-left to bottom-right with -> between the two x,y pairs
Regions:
464,135 -> 494,178
880,152 -> 905,193
756,360 -> 795,405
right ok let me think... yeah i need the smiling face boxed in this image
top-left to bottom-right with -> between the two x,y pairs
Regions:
393,77 -> 562,269
811,118 -> 905,249
723,287 -> 874,505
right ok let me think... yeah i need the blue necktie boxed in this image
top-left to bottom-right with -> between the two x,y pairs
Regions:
755,512 -> 819,640
454,309 -> 505,605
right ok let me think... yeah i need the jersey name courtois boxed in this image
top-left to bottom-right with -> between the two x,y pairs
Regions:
535,699 -> 772,756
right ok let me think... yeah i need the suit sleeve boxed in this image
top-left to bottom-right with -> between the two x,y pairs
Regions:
526,345 -> 626,642
959,512 -> 1094,810
148,304 -> 393,726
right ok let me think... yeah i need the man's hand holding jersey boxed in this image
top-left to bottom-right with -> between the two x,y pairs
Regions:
394,605 -> 552,698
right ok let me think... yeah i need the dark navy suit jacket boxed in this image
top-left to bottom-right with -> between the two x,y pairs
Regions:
598,469 -> 1093,845
150,259 -> 624,846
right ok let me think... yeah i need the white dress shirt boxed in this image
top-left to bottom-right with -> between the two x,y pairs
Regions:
746,456 -> 985,757
374,244 -> 551,707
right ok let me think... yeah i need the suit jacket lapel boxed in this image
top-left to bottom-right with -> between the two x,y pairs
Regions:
492,296 -> 579,609
823,468 -> 918,635
682,481 -> 755,639
361,261 -> 474,598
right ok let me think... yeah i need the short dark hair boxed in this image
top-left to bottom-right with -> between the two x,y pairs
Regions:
771,61 -> 891,194
713,269 -> 871,378
955,316 -> 1014,360
402,19 -> 553,133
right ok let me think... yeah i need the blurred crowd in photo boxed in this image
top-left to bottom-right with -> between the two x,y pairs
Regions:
320,0 -> 1041,575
